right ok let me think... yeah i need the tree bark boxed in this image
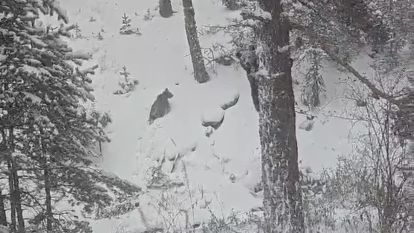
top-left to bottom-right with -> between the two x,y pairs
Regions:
41,141 -> 53,233
257,0 -> 305,232
7,153 -> 25,233
1,130 -> 13,231
404,5 -> 414,230
0,190 -> 7,226
38,129 -> 53,232
7,128 -> 25,233
159,0 -> 173,18
44,165 -> 53,232
4,129 -> 16,233
7,159 -> 16,233
12,163 -> 25,233
182,0 -> 210,83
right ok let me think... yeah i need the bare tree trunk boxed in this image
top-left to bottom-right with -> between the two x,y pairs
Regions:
257,0 -> 305,232
182,0 -> 210,83
7,159 -> 16,233
4,130 -> 16,233
0,131 -> 11,229
7,155 -> 24,233
0,190 -> 7,226
37,130 -> 53,232
7,128 -> 25,233
41,140 -> 53,232
12,164 -> 24,233
159,0 -> 173,18
44,165 -> 53,232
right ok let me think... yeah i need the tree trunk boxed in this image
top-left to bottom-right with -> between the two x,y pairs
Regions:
257,1 -> 305,232
1,130 -> 14,231
4,130 -> 16,233
7,159 -> 16,233
0,190 -> 7,226
182,0 -> 210,83
398,4 -> 414,231
42,155 -> 53,232
7,156 -> 24,233
404,60 -> 414,231
12,164 -> 24,233
159,0 -> 173,18
7,129 -> 25,233
44,167 -> 53,232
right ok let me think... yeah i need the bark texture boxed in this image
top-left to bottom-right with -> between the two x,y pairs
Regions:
7,153 -> 24,233
13,163 -> 25,233
257,0 -> 305,232
7,158 -> 16,232
44,165 -> 53,232
0,190 -> 7,226
400,5 -> 414,230
182,0 -> 210,83
404,53 -> 414,231
5,128 -> 25,233
159,0 -> 173,18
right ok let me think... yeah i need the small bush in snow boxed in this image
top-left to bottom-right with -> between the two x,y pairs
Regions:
113,66 -> 139,95
201,210 -> 262,233
97,32 -> 104,40
120,13 -> 142,35
72,23 -> 83,39
143,9 -> 155,21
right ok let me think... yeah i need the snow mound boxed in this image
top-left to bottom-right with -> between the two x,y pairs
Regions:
201,106 -> 225,129
220,91 -> 240,110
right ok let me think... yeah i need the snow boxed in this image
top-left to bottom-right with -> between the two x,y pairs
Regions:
66,50 -> 93,60
201,106 -> 225,128
54,0 -> 369,232
49,0 -> 69,23
278,45 -> 290,53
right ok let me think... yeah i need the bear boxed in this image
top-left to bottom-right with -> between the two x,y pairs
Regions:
148,88 -> 174,124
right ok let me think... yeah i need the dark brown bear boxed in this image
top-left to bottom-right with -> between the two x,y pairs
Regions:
148,88 -> 173,124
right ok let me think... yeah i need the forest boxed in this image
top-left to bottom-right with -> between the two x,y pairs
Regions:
0,0 -> 413,232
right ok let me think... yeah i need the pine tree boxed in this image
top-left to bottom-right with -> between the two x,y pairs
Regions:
144,9 -> 155,21
0,1 -> 141,232
301,48 -> 325,109
113,66 -> 139,95
73,24 -> 83,39
120,13 -> 141,35
120,13 -> 132,34
97,32 -> 103,40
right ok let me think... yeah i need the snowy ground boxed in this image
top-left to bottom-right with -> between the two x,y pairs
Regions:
57,0 -> 361,232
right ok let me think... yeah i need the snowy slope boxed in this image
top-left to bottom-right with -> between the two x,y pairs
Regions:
56,0 -> 360,232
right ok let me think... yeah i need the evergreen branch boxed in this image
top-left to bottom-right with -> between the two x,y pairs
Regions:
290,22 -> 397,104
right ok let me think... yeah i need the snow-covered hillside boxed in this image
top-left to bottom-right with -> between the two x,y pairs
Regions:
57,0 -> 360,232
